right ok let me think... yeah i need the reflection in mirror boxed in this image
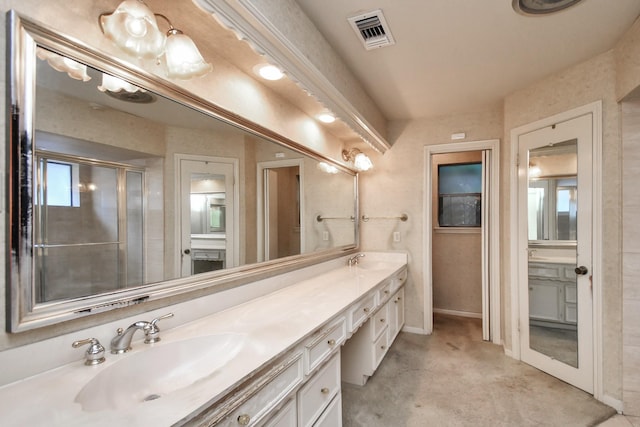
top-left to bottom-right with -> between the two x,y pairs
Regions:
527,139 -> 578,368
8,15 -> 357,331
527,140 -> 577,242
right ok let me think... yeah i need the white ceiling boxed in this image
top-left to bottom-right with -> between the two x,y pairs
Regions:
294,0 -> 640,121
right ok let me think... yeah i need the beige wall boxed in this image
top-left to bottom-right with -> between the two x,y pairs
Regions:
621,99 -> 640,416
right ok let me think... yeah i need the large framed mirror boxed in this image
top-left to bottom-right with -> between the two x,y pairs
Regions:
7,12 -> 358,332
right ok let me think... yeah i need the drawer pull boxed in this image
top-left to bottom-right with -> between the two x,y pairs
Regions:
363,307 -> 370,313
384,290 -> 390,294
321,387 -> 330,394
327,339 -> 336,346
237,414 -> 251,425
380,318 -> 385,323
380,345 -> 386,350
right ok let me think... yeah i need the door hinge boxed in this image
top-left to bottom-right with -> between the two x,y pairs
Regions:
516,153 -> 520,168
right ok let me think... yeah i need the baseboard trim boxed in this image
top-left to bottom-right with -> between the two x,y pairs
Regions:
402,325 -> 429,335
433,308 -> 482,319
601,394 -> 623,413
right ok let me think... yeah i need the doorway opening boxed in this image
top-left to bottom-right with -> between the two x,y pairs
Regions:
423,140 -> 501,344
257,159 -> 304,262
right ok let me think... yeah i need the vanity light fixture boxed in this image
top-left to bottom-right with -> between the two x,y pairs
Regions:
317,112 -> 336,124
342,148 -> 373,172
254,63 -> 284,81
98,73 -> 156,103
36,48 -> 91,82
99,0 -> 211,79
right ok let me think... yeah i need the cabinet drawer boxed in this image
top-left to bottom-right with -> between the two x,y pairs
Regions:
372,304 -> 389,340
348,294 -> 375,332
377,282 -> 392,305
392,268 -> 408,292
305,317 -> 346,374
313,393 -> 342,427
298,354 -> 341,427
261,398 -> 296,427
224,355 -> 303,427
373,328 -> 389,368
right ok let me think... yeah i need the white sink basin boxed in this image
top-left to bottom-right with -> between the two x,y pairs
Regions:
75,333 -> 246,412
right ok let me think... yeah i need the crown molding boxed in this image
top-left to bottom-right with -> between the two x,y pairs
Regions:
194,0 -> 391,153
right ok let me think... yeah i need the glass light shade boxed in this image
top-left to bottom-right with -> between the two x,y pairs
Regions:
164,32 -> 212,79
98,74 -> 145,93
36,48 -> 91,82
353,153 -> 373,171
100,0 -> 165,59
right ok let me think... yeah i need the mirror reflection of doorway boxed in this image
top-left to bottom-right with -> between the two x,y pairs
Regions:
178,156 -> 237,277
257,160 -> 304,262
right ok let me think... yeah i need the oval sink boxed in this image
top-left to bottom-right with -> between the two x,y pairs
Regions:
75,333 -> 246,412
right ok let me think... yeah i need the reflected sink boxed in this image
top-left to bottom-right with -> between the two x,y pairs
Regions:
75,333 -> 246,412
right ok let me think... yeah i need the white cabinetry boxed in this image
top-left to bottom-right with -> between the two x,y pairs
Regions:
341,287 -> 405,386
528,261 -> 577,328
297,354 -> 341,427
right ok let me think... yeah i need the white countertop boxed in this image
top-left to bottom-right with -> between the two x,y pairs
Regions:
0,252 -> 407,426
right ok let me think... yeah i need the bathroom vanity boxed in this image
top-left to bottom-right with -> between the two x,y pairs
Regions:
0,252 -> 407,426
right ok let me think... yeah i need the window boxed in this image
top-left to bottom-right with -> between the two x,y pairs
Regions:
39,159 -> 80,207
438,162 -> 482,227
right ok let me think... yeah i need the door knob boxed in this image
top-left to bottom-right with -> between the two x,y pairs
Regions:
183,249 -> 191,255
575,266 -> 588,275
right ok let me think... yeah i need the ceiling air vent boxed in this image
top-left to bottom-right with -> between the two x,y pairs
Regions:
348,9 -> 395,50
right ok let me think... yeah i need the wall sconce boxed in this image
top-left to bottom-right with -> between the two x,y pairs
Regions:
342,148 -> 373,172
36,48 -> 91,82
99,0 -> 212,79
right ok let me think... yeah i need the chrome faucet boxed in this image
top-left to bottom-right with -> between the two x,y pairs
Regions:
110,321 -> 151,354
110,313 -> 174,354
347,253 -> 365,266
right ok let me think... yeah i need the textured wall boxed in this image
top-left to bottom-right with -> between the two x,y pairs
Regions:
621,99 -> 640,415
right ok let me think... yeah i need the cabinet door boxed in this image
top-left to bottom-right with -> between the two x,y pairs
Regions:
529,281 -> 562,322
389,288 -> 404,341
313,393 -> 342,427
262,398 -> 296,427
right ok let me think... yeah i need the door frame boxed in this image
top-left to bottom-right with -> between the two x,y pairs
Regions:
423,139 -> 501,344
174,153 -> 240,275
509,101 -> 603,399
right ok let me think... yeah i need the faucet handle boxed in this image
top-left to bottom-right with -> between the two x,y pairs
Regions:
144,313 -> 174,344
72,338 -> 106,366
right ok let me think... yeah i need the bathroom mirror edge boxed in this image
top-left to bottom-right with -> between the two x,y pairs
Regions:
7,11 -> 359,333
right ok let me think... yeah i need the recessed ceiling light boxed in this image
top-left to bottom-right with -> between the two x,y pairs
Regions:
512,0 -> 583,15
254,64 -> 284,80
317,112 -> 336,123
